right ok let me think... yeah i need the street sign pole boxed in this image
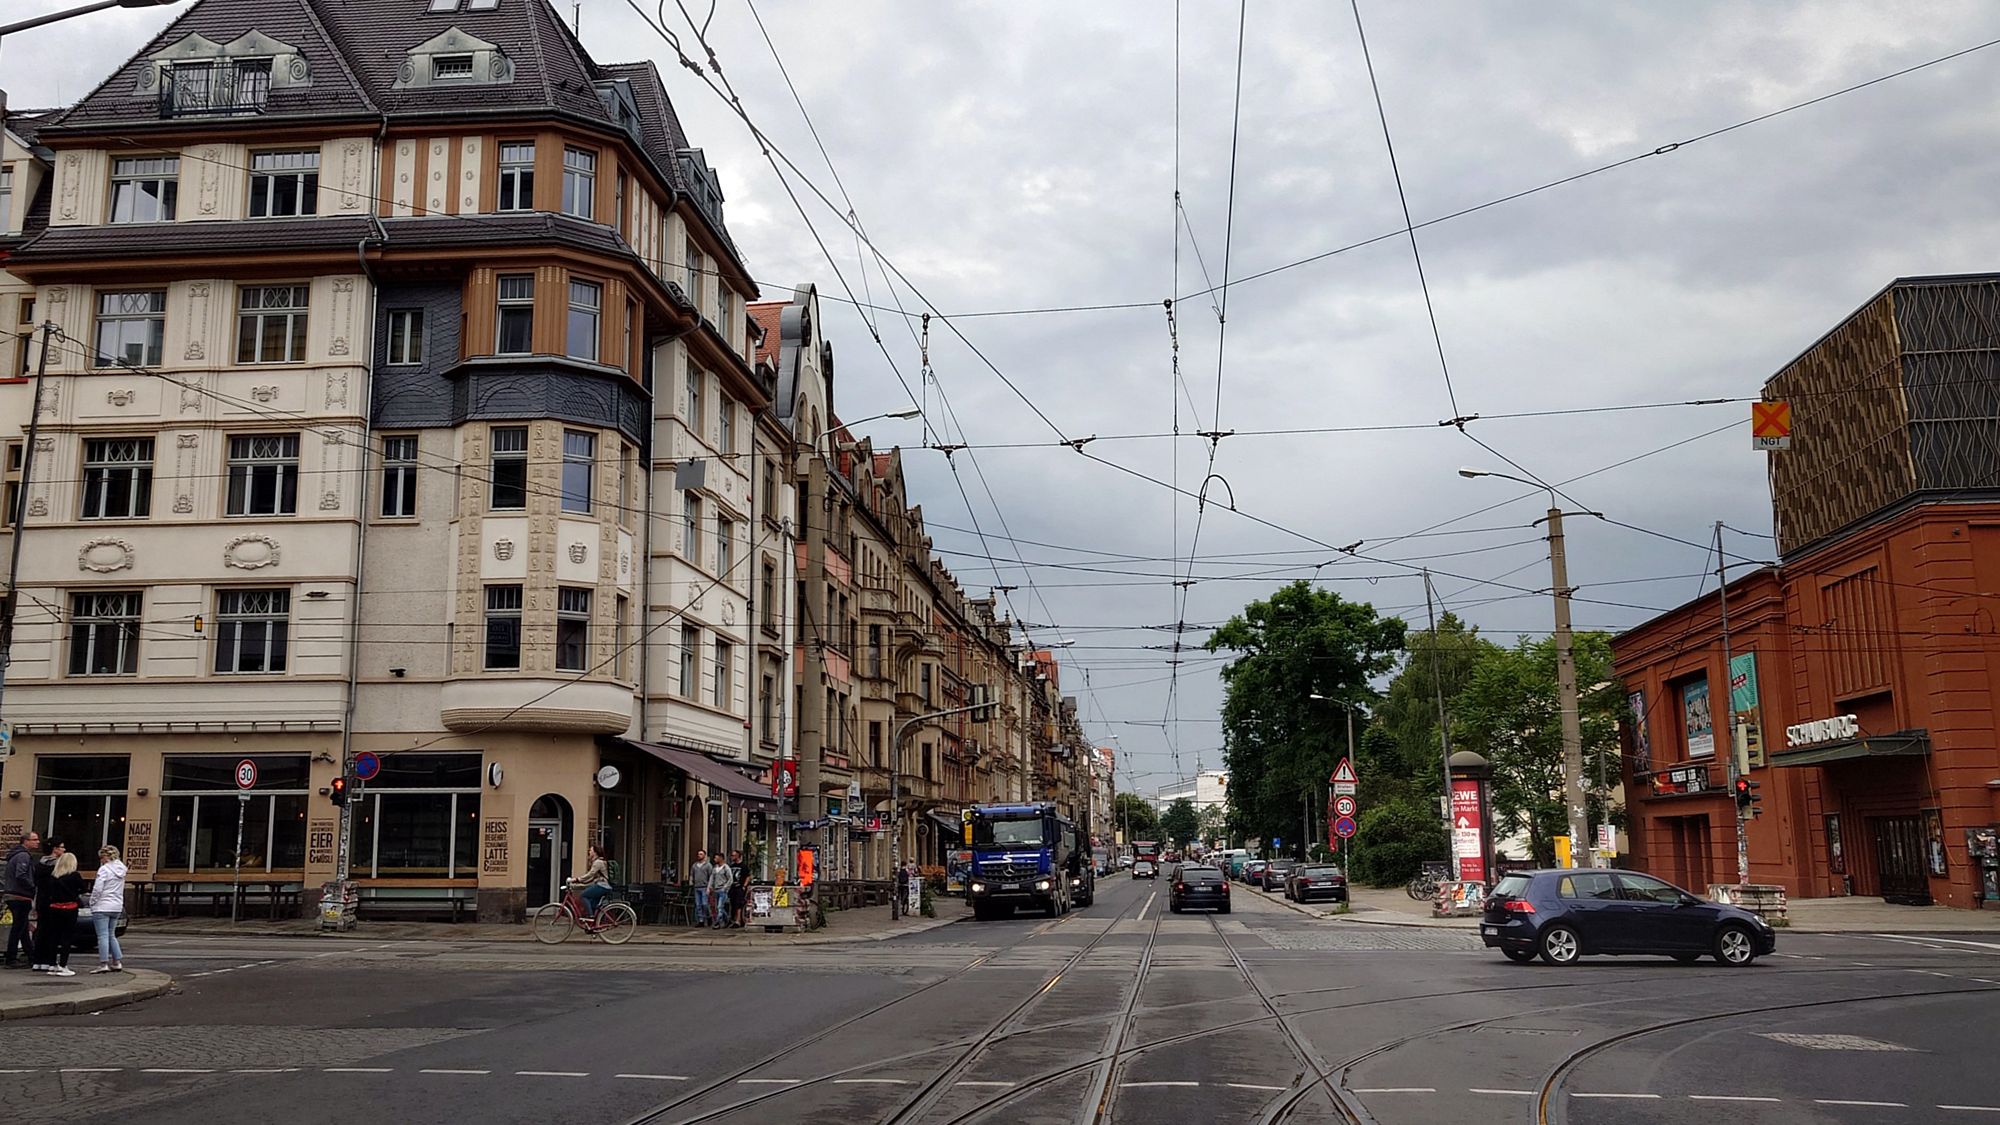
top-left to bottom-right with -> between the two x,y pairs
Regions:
232,793 -> 247,925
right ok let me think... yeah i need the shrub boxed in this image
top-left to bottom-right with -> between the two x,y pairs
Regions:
1348,796 -> 1449,887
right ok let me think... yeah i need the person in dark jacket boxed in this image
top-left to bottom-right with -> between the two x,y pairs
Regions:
33,845 -> 81,976
728,849 -> 751,928
3,832 -> 41,968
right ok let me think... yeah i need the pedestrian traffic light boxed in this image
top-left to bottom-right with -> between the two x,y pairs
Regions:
1733,776 -> 1762,817
329,775 -> 349,807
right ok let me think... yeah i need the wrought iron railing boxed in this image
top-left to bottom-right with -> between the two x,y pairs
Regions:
159,60 -> 272,118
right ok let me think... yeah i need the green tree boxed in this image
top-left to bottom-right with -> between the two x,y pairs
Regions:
1207,582 -> 1407,856
1113,792 -> 1160,842
1372,611 -> 1498,801
1347,795 -> 1450,886
1453,631 -> 1624,866
1159,798 -> 1200,847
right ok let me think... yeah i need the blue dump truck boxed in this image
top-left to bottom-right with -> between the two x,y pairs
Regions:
964,802 -> 1093,919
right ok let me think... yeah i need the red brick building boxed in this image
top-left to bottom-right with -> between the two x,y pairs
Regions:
1614,275 -> 2000,909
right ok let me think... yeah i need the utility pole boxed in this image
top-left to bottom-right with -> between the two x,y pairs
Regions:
1545,504 -> 1589,869
0,323 -> 53,720
1716,521 -> 1749,885
1422,570 -> 1457,875
891,700 -> 988,918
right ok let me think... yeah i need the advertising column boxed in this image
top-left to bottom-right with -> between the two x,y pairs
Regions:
1450,778 -> 1485,884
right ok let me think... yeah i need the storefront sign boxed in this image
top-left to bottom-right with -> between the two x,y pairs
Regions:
123,820 -> 154,874
1450,778 -> 1485,884
1683,679 -> 1715,759
0,823 -> 22,846
481,818 -> 510,876
306,818 -> 337,867
1669,766 -> 1707,792
1786,714 -> 1859,748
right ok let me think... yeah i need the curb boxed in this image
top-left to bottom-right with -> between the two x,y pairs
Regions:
127,913 -> 967,947
0,969 -> 173,1020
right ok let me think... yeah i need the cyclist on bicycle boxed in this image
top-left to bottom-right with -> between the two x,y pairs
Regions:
570,844 -> 613,917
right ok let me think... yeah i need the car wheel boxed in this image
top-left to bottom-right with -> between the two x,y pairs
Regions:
1714,925 -> 1758,966
1502,947 -> 1538,964
1170,903 -> 1182,914
1671,952 -> 1702,964
1538,924 -> 1582,965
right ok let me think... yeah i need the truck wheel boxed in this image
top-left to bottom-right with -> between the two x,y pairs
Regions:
971,901 -> 992,921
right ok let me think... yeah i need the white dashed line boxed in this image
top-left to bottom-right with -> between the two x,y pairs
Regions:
59,1068 -> 121,1074
1572,1092 -> 1661,1099
1690,1095 -> 1782,1103
957,1080 -> 1015,1087
0,1070 -> 36,1074
1353,1087 -> 1436,1094
419,1069 -> 491,1075
517,1071 -> 588,1078
1869,934 -> 2000,953
230,1068 -> 296,1074
1469,1089 -> 1535,1096
141,1068 -> 215,1074
1817,1100 -> 1907,1108
1939,1106 -> 2000,1113
1228,1083 -> 1289,1092
615,1074 -> 689,1081
833,1078 -> 912,1085
737,1078 -> 801,1085
1122,1081 -> 1199,1088
324,1068 -> 393,1074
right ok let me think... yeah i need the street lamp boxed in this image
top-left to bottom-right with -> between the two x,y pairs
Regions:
1,0 -> 181,41
1459,466 -> 1601,868
838,407 -> 922,428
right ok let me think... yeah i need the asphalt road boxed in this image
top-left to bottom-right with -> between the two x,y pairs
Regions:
4,874 -> 1998,1124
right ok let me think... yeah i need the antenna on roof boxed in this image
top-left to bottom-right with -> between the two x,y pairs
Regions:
572,0 -> 581,33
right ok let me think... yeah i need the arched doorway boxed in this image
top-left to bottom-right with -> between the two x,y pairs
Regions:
527,794 -> 573,909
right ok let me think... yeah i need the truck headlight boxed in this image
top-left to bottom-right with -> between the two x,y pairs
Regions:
1070,876 -> 1080,885
1036,879 -> 1051,891
970,882 -> 986,894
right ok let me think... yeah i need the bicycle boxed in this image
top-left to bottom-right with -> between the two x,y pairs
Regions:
531,885 -> 638,945
1405,871 -> 1441,901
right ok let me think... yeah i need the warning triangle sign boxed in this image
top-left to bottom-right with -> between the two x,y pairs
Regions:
1331,757 -> 1358,785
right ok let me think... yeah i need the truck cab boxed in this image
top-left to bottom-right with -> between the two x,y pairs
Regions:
965,803 -> 1077,920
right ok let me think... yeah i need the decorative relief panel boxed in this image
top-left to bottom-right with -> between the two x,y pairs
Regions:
494,539 -> 515,561
180,378 -> 205,414
57,155 -> 80,222
251,385 -> 278,403
328,278 -> 356,357
184,282 -> 210,361
339,140 -> 366,211
197,146 -> 223,215
106,390 -> 133,407
78,538 -> 135,573
223,534 -> 281,570
37,382 -> 58,417
325,372 -> 349,410
568,543 -> 588,565
317,427 -> 346,512
427,138 -> 448,213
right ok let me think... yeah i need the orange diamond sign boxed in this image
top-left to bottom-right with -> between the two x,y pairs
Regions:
1752,400 -> 1791,450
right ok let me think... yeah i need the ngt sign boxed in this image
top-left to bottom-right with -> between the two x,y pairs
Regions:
1785,714 -> 1858,748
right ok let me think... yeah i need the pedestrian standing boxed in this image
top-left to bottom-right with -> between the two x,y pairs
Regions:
89,846 -> 127,973
728,849 -> 750,928
689,850 -> 712,927
3,831 -> 41,969
706,852 -> 733,929
34,848 -> 82,977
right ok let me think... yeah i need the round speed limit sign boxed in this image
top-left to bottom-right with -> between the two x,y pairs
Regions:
1333,795 -> 1356,818
235,759 -> 258,790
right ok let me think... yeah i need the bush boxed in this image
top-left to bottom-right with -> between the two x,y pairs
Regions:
1347,797 -> 1449,887
920,865 -> 947,894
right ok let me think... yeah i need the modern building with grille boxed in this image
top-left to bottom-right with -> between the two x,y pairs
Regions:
1614,274 -> 2000,910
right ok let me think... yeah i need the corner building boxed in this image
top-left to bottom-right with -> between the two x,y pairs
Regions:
1615,274 -> 2000,910
0,0 -> 781,921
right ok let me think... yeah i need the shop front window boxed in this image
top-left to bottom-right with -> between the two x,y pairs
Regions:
158,754 -> 310,873
347,753 -> 481,879
32,755 -> 130,855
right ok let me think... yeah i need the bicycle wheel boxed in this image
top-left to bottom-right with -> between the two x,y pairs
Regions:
596,901 -> 638,944
531,902 -> 575,944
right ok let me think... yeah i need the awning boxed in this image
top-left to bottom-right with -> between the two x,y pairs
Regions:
928,810 -> 964,835
1769,731 -> 1930,769
623,739 -> 775,804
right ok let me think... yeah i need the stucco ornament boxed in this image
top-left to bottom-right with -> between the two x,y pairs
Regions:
105,390 -> 134,407
568,543 -> 588,565
78,538 -> 135,574
223,534 -> 281,570
493,539 -> 515,561
251,386 -> 279,403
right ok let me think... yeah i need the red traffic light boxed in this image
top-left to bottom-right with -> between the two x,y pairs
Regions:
330,775 -> 350,806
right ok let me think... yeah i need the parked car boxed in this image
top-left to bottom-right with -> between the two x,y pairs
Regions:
1117,855 -> 1135,870
1132,859 -> 1158,880
1285,864 -> 1348,903
1481,869 -> 1777,966
1225,853 -> 1252,880
72,901 -> 129,955
1259,860 -> 1294,892
1241,860 -> 1268,886
1168,864 -> 1230,914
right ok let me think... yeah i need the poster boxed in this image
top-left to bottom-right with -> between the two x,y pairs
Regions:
1627,690 -> 1650,769
1730,653 -> 1763,766
1683,678 -> 1715,759
1449,778 -> 1485,884
1923,808 -> 1947,877
1825,814 -> 1845,874
481,818 -> 511,876
306,819 -> 338,867
123,820 -> 154,874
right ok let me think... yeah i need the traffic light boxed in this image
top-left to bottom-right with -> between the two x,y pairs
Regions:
1733,776 -> 1762,818
329,775 -> 350,807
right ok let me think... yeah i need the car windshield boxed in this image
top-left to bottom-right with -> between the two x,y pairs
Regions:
1492,874 -> 1532,898
972,816 -> 1044,847
1300,866 -> 1339,876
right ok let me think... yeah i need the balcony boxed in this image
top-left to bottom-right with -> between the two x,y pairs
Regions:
159,59 -> 272,118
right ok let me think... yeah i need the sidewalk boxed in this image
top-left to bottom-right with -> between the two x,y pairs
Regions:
0,967 -> 172,1020
128,897 -> 969,946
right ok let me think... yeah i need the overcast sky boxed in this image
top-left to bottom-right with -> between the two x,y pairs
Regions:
11,0 -> 2000,798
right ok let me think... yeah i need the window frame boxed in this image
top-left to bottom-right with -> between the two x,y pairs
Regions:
385,308 -> 425,366
717,514 -> 733,577
92,290 -> 166,368
719,397 -> 736,456
679,624 -> 699,697
683,493 -> 703,565
483,584 -> 523,670
380,434 -> 419,518
234,283 -> 311,364
430,54 -> 474,80
224,433 -> 301,517
565,279 -> 601,361
496,142 -> 535,212
686,368 -> 703,437
159,754 -> 311,874
80,436 -> 154,520
560,429 -> 595,514
109,156 -> 179,224
32,756 -> 130,857
712,636 -> 732,709
68,591 -> 142,676
555,586 -> 591,672
213,587 -> 291,674
495,274 -> 534,354
247,149 -> 320,219
488,426 -> 528,511
560,146 -> 597,220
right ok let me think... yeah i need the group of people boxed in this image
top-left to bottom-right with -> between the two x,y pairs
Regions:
1,832 -> 127,976
687,849 -> 753,929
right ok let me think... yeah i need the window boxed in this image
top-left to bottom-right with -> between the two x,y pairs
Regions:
380,435 -> 418,517
868,624 -> 883,678
1556,872 -> 1620,901
713,637 -> 732,709
760,562 -> 776,630
109,157 -> 178,223
614,171 -> 628,235
225,434 -> 299,516
719,397 -> 736,456
248,150 -> 319,218
618,443 -> 634,520
920,662 -> 933,706
93,290 -> 165,367
614,595 -> 630,679
431,54 -> 474,80
347,753 -> 481,879
0,168 -> 11,232
685,241 -> 704,307
159,755 -> 309,873
762,464 -> 777,521
686,368 -> 703,436
489,426 -> 527,509
1617,873 -> 1687,905
869,721 -> 882,767
717,516 -> 733,577
161,58 -> 271,117
386,309 -> 425,365
566,280 -> 601,361
32,756 -> 129,856
484,585 -> 522,669
679,624 -> 699,696
235,284 -> 310,363
683,493 -> 703,564
760,672 -> 776,743
497,143 -> 535,211
556,587 -> 590,671
496,275 -> 534,353
561,430 -> 594,513
3,441 -> 21,527
214,588 -> 289,673
561,147 -> 595,219
80,437 -> 153,520
68,592 -> 141,675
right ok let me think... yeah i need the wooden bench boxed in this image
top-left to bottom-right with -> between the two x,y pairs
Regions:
354,879 -> 478,923
145,878 -> 304,920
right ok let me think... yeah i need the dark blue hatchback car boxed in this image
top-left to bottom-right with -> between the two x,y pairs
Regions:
1481,869 -> 1777,966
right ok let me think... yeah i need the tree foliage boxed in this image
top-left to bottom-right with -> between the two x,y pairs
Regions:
1208,582 -> 1407,856
1452,631 -> 1624,866
1159,798 -> 1201,847
1372,611 -> 1498,803
1346,795 -> 1449,886
1112,792 -> 1160,842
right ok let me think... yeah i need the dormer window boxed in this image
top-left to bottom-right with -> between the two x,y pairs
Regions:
396,27 -> 512,88
431,54 -> 474,80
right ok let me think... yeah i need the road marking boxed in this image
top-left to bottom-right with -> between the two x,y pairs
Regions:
419,1069 -> 491,1075
957,1080 -> 1015,1087
1869,934 -> 2000,953
324,1068 -> 393,1074
1354,1087 -> 1436,1094
230,1068 -> 297,1074
141,1068 -> 215,1074
59,1068 -> 121,1074
0,1070 -> 35,1074
1228,1083 -> 1289,1092
738,1078 -> 801,1085
834,1078 -> 913,1085
1974,979 -> 2000,986
1572,1093 -> 1661,1099
1690,1095 -> 1782,1102
518,1071 -> 589,1078
1939,1106 -> 2000,1113
615,1074 -> 689,1081
1817,1100 -> 1907,1108
1122,1081 -> 1200,1088
1469,1089 -> 1535,1096
1136,891 -> 1156,920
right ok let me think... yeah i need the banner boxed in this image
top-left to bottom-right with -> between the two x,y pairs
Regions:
1683,678 -> 1715,759
1449,778 -> 1484,884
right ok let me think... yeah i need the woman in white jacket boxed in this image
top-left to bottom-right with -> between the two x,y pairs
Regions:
89,845 -> 126,973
